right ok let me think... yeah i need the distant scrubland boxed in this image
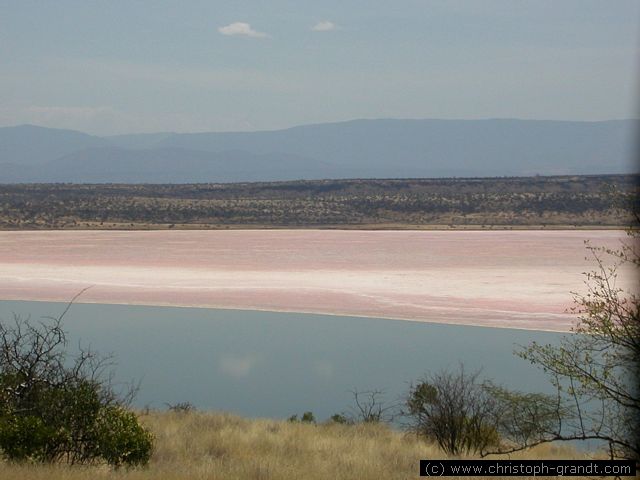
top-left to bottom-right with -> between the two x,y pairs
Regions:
0,174 -> 637,230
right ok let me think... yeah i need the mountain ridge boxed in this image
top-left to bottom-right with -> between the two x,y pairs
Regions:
1,118 -> 637,183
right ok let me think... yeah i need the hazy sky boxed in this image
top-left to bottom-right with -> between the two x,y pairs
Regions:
1,0 -> 639,135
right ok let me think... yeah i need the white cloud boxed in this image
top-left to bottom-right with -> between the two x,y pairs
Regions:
313,360 -> 334,379
218,22 -> 268,38
218,355 -> 256,378
312,21 -> 336,32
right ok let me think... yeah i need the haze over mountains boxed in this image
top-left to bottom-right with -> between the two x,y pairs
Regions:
0,119 -> 637,183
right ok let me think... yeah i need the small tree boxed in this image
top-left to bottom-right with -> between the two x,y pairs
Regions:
0,306 -> 153,467
349,389 -> 397,424
404,366 -> 500,455
482,382 -> 563,450
490,230 -> 639,463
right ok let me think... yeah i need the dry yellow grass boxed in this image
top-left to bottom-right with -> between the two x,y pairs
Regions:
0,410 -> 600,480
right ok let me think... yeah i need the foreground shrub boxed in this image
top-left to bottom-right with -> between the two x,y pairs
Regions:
0,311 -> 153,467
95,406 -> 154,467
0,414 -> 60,462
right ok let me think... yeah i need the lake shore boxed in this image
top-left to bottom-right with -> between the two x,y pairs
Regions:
1,229 -> 632,332
0,223 -> 627,231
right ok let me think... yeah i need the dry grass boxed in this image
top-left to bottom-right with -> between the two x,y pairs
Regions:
0,411 -> 599,479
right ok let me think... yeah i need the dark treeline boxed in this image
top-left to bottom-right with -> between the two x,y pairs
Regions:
1,174 -> 638,229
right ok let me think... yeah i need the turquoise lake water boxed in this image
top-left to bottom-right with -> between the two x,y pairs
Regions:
0,300 -> 564,422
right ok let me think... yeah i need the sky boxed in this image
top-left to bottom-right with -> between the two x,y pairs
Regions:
1,0 -> 639,135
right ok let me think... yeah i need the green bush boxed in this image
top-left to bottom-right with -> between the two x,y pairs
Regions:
95,406 -> 154,468
329,413 -> 350,425
301,411 -> 316,424
0,314 -> 153,467
0,415 -> 61,462
287,411 -> 316,424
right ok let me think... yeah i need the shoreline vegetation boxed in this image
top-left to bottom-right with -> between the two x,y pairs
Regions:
1,174 -> 638,230
0,410 -> 592,480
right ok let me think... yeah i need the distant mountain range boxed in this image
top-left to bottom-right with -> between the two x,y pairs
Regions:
0,119 -> 637,183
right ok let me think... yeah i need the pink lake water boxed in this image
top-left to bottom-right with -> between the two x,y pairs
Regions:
0,230 -> 633,332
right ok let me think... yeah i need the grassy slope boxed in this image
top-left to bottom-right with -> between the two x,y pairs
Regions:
0,411 -> 594,480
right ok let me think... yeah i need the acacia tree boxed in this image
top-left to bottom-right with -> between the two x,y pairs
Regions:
485,230 -> 639,462
404,366 -> 502,455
